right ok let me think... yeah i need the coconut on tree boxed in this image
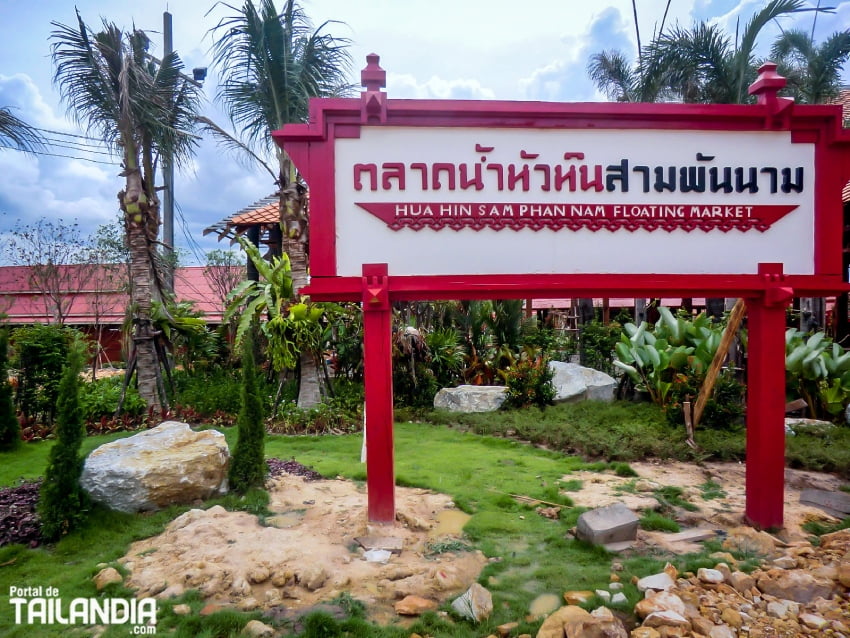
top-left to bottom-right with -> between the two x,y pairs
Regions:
50,10 -> 203,410
208,0 -> 352,407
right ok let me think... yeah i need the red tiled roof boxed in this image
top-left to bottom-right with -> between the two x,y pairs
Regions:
0,265 -> 242,325
231,202 -> 278,226
204,194 -> 280,243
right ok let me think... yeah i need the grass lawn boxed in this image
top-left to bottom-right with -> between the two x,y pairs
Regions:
0,401 -> 842,636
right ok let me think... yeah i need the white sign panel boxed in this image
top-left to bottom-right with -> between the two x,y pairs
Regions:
334,127 -> 814,277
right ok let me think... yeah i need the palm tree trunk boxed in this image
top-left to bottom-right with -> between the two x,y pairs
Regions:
121,163 -> 164,411
125,222 -> 163,411
285,238 -> 309,294
296,350 -> 323,408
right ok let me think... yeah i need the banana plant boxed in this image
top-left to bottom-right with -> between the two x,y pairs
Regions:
613,320 -> 694,406
613,308 -> 730,408
785,329 -> 850,418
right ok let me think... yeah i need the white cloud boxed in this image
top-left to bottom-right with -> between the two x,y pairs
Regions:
59,160 -> 112,183
388,73 -> 497,100
0,73 -> 68,131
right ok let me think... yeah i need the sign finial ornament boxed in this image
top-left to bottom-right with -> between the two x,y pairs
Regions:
360,54 -> 387,124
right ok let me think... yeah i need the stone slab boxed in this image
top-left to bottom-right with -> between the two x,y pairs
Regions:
800,489 -> 850,517
354,536 -> 405,554
575,502 -> 639,546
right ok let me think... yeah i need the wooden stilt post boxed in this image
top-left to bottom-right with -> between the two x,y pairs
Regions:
361,263 -> 395,523
745,264 -> 793,529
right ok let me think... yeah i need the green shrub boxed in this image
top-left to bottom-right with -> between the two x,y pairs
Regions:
11,324 -> 78,425
38,342 -> 88,540
579,319 -> 623,375
172,368 -> 264,416
392,328 -> 440,408
229,332 -> 266,493
79,375 -> 146,421
522,324 -> 578,362
270,399 -> 362,435
503,351 -> 556,409
0,329 -> 20,450
665,370 -> 744,430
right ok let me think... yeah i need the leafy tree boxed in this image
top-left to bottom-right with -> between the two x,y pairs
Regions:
770,28 -> 850,104
0,107 -> 45,153
3,218 -> 94,326
0,329 -> 20,451
38,340 -> 88,541
50,10 -> 203,410
229,330 -> 266,492
209,0 -> 352,406
204,249 -> 247,314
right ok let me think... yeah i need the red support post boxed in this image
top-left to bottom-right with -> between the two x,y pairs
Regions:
361,263 -> 395,523
745,264 -> 793,529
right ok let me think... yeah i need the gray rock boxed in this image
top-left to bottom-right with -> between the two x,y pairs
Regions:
548,362 -> 616,402
785,418 -> 834,435
575,502 -> 639,546
433,385 -> 507,413
81,421 -> 229,513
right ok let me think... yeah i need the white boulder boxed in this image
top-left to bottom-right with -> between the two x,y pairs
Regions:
548,361 -> 617,402
433,385 -> 508,413
81,421 -> 230,513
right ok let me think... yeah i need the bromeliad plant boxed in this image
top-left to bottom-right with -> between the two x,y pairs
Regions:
785,329 -> 850,420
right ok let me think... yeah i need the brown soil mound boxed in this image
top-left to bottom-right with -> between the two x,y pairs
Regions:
121,473 -> 487,624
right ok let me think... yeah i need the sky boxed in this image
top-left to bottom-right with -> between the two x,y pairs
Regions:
0,0 -> 848,265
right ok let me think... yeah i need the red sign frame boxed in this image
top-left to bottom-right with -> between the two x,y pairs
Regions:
274,56 -> 850,529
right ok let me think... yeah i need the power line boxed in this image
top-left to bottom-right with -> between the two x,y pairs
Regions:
175,203 -> 207,265
34,127 -> 108,144
41,139 -> 114,156
42,136 -> 112,151
0,143 -> 117,165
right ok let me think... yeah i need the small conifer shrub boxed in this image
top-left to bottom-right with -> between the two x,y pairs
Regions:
38,342 -> 88,541
228,331 -> 266,492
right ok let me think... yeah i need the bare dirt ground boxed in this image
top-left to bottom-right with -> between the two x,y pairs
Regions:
122,473 -> 488,625
119,460 -> 847,624
566,460 -> 846,550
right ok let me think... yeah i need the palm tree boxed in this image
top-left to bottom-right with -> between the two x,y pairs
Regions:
588,0 -> 820,320
770,28 -> 850,104
209,0 -> 352,407
0,108 -> 45,153
50,10 -> 202,410
588,0 -> 811,104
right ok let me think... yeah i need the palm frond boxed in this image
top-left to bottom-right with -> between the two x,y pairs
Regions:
50,10 -> 123,148
209,0 -> 352,154
734,0 -> 806,101
587,50 -> 637,101
0,108 -> 45,153
195,115 -> 277,180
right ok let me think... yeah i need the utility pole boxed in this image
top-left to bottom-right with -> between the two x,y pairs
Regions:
162,11 -> 175,292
